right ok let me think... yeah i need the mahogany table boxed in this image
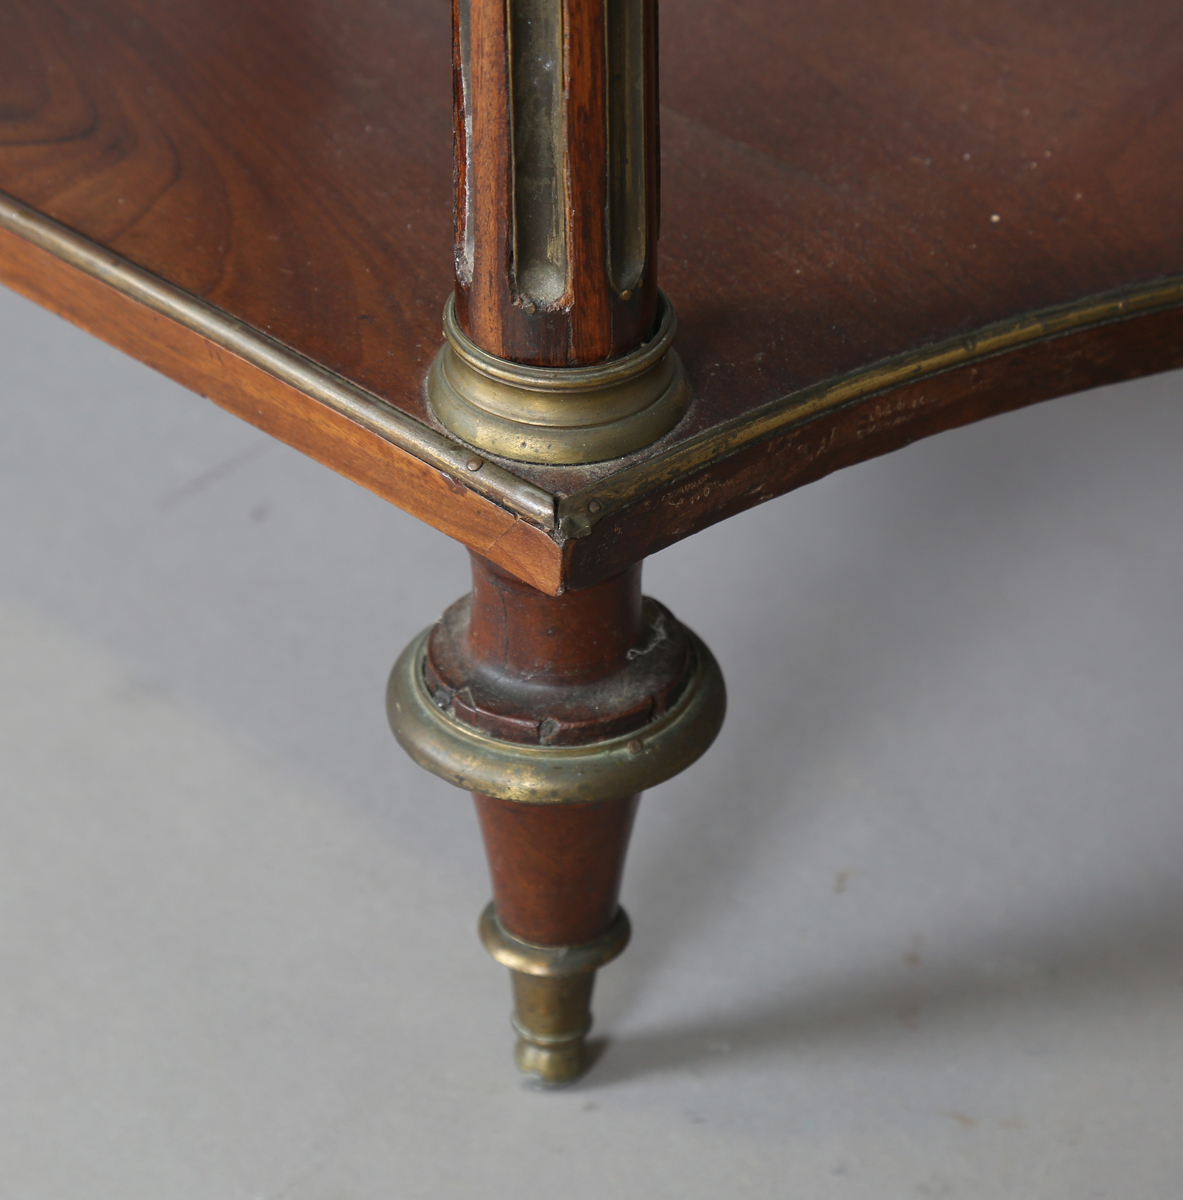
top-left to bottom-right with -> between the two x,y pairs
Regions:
2,0 -> 1180,1085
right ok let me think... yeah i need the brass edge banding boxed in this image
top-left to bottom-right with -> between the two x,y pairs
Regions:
426,291 -> 689,464
556,274 -> 1183,535
0,192 -> 556,531
10,187 -> 1176,538
479,903 -> 631,976
385,626 -> 726,804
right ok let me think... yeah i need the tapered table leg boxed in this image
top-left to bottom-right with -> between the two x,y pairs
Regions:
475,792 -> 638,1082
388,554 -> 724,1082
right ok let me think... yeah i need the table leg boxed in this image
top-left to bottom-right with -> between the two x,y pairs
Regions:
388,552 -> 725,1082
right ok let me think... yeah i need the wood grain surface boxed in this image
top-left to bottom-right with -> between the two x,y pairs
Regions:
474,792 -> 639,945
1,0 -> 1181,589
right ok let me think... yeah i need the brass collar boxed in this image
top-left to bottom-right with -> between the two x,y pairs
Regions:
426,292 -> 689,464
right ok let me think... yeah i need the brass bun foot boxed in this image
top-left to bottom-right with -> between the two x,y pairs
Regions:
479,903 -> 630,1086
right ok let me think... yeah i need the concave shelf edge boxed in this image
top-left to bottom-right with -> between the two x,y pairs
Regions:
4,190 -> 1182,596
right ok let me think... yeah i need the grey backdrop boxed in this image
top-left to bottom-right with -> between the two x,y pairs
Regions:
1,282 -> 1181,1198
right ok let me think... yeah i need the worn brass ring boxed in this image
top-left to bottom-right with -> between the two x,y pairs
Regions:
426,291 -> 689,464
386,625 -> 725,804
479,903 -> 631,977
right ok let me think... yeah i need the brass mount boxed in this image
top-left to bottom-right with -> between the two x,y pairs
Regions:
386,624 -> 725,804
479,903 -> 631,1086
426,292 -> 689,465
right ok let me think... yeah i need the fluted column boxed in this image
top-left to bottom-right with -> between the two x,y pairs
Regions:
428,0 -> 686,464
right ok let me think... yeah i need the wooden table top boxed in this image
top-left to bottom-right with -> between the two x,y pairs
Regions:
2,0 -> 1181,592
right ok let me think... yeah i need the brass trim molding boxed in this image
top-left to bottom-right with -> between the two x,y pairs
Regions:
479,903 -> 631,977
386,624 -> 726,804
507,0 -> 567,307
426,291 -> 689,464
6,189 -> 1181,543
557,274 -> 1183,534
0,191 -> 557,530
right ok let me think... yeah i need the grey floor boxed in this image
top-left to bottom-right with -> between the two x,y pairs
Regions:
1,282 -> 1182,1198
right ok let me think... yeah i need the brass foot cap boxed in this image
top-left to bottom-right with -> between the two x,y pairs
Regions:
514,1035 -> 588,1087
